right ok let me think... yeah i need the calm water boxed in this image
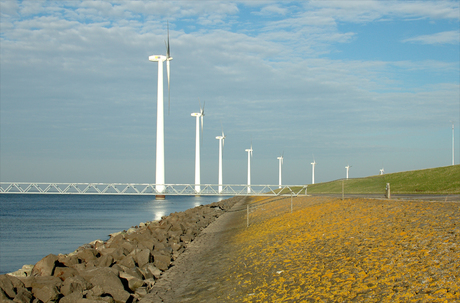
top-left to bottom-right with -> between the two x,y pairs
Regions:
0,194 -> 229,274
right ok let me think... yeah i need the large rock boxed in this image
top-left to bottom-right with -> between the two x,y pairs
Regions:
31,276 -> 62,302
13,287 -> 33,303
53,266 -> 78,281
120,241 -> 136,255
0,275 -> 17,299
0,275 -> 25,298
31,254 -> 58,276
152,254 -> 171,271
169,242 -> 182,252
150,229 -> 167,243
60,276 -> 90,296
167,229 -> 182,243
106,234 -> 125,249
76,248 -> 99,263
57,254 -> 80,268
0,288 -> 14,302
59,290 -> 84,303
95,254 -> 114,268
99,247 -> 125,262
84,268 -> 131,303
180,234 -> 193,244
123,267 -> 143,280
7,264 -> 33,278
126,231 -> 155,250
140,264 -> 161,280
117,255 -> 136,268
119,272 -> 144,292
133,249 -> 152,268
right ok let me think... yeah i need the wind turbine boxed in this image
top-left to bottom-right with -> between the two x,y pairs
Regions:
345,164 -> 351,179
277,152 -> 284,189
311,159 -> 316,184
191,101 -> 205,193
245,142 -> 253,193
149,23 -> 172,197
380,168 -> 385,175
216,126 -> 226,194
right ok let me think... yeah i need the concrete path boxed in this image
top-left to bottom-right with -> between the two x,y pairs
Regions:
140,197 -> 248,303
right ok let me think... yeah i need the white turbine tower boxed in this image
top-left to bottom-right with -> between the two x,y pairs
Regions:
345,165 -> 351,179
311,159 -> 316,184
245,142 -> 253,193
149,23 -> 172,197
277,153 -> 284,189
380,168 -> 385,175
451,121 -> 455,165
216,127 -> 226,194
191,101 -> 204,193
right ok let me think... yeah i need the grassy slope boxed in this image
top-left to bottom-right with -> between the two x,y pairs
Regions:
306,165 -> 460,195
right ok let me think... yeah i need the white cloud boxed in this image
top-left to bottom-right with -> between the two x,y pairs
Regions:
19,0 -> 48,16
402,30 -> 459,45
257,4 -> 288,16
308,0 -> 459,22
1,0 -> 458,184
0,0 -> 19,16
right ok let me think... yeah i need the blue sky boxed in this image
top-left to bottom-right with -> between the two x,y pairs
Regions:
1,0 -> 459,186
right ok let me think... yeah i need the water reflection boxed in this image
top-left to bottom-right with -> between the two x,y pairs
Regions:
154,211 -> 165,221
146,196 -> 230,222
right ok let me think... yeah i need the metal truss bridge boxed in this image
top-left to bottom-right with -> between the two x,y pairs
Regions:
0,183 -> 308,197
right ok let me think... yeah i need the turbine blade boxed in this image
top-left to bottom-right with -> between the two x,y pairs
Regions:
166,21 -> 171,58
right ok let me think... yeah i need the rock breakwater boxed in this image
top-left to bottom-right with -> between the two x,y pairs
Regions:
0,196 -> 242,303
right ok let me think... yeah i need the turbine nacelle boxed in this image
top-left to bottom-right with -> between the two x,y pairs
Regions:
245,147 -> 253,157
216,128 -> 225,144
149,55 -> 168,62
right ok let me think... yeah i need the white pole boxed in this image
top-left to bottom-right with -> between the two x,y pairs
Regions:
247,151 -> 251,193
278,158 -> 282,189
218,138 -> 223,193
311,161 -> 315,184
452,121 -> 455,165
194,115 -> 200,192
155,58 -> 165,194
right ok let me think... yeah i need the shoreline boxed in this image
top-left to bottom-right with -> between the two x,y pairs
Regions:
1,196 -> 245,302
0,194 -> 227,275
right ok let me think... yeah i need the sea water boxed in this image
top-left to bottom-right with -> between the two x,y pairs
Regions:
0,194 -> 229,274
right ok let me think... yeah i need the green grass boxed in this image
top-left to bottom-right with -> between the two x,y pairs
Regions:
307,165 -> 460,195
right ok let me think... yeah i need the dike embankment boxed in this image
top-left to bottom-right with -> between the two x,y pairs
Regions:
222,196 -> 460,302
0,196 -> 246,303
140,195 -> 460,303
3,195 -> 459,303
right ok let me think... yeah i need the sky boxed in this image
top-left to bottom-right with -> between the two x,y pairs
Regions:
1,0 -> 459,186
